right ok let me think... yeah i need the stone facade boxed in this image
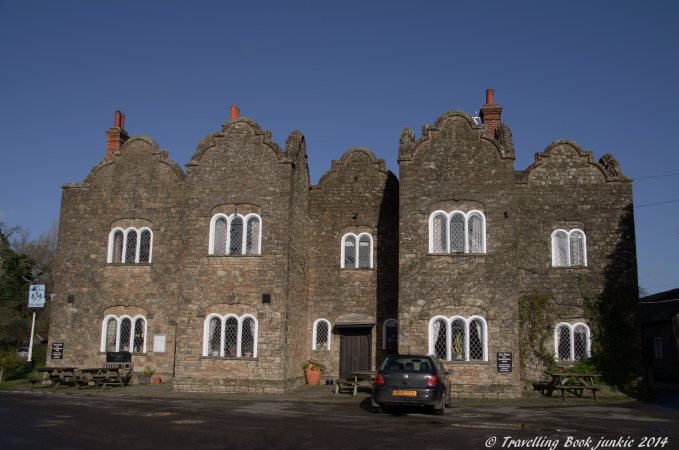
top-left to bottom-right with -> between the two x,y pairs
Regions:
49,91 -> 638,397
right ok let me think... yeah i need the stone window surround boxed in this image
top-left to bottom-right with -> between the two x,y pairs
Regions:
202,313 -> 258,358
340,232 -> 374,268
383,318 -> 398,350
554,322 -> 591,361
428,315 -> 488,362
312,318 -> 331,350
107,227 -> 153,263
551,229 -> 587,267
208,213 -> 262,255
100,314 -> 147,353
428,210 -> 486,254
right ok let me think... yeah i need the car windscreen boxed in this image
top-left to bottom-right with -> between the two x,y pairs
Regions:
379,356 -> 435,373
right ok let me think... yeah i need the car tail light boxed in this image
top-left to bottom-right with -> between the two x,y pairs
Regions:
427,375 -> 439,386
375,374 -> 385,384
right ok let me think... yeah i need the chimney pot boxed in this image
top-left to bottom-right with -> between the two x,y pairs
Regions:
114,110 -> 122,128
106,110 -> 129,159
230,106 -> 240,120
486,89 -> 494,105
120,113 -> 125,130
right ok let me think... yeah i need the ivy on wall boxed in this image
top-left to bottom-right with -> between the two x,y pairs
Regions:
518,291 -> 556,379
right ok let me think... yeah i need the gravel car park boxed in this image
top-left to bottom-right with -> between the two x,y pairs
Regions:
371,354 -> 455,415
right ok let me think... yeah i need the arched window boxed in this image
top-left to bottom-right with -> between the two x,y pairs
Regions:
100,314 -> 147,353
209,214 -> 262,255
341,233 -> 373,268
202,314 -> 259,358
429,210 -> 486,254
555,322 -> 591,361
552,229 -> 587,267
107,227 -> 153,263
429,315 -> 488,361
313,319 -> 331,350
383,319 -> 398,351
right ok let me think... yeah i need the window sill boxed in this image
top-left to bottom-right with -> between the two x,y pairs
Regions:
551,266 -> 589,269
313,348 -> 330,351
97,352 -> 147,356
441,360 -> 491,365
106,263 -> 153,266
207,254 -> 262,258
427,253 -> 487,257
340,267 -> 374,270
200,356 -> 259,361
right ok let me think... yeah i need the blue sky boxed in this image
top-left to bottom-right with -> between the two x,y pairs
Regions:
1,1 -> 677,295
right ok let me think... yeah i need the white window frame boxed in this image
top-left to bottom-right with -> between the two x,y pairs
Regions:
428,210 -> 486,254
340,232 -> 373,268
427,315 -> 488,361
209,213 -> 262,255
312,319 -> 331,350
383,319 -> 398,350
107,227 -> 153,263
551,229 -> 587,267
99,314 -> 147,353
554,322 -> 591,361
201,313 -> 259,358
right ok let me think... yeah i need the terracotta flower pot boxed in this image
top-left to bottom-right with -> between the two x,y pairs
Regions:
305,366 -> 322,385
153,377 -> 161,385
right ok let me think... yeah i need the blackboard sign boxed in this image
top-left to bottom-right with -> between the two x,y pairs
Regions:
51,343 -> 63,359
106,351 -> 131,363
497,352 -> 512,373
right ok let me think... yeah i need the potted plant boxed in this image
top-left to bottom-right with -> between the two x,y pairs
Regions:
303,359 -> 325,385
242,344 -> 253,357
138,366 -> 154,385
227,341 -> 237,356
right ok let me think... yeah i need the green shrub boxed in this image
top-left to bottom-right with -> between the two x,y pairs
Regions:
31,346 -> 47,367
0,351 -> 24,382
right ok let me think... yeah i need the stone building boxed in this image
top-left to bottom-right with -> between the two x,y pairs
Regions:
49,91 -> 638,398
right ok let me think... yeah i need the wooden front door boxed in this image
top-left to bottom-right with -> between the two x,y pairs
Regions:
339,328 -> 372,380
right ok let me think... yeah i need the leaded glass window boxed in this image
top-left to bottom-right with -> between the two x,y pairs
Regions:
229,217 -> 243,254
557,324 -> 572,361
245,216 -> 260,254
570,231 -> 585,266
214,217 -> 228,255
139,230 -> 151,263
316,321 -> 328,349
241,318 -> 255,357
208,317 -> 221,356
358,235 -> 371,268
553,231 -> 569,266
469,318 -> 484,360
432,318 -> 448,360
224,317 -> 238,356
106,318 -> 117,352
119,318 -> 132,351
133,318 -> 145,352
450,213 -> 465,253
450,319 -> 466,360
113,231 -> 123,263
573,324 -> 588,360
468,214 -> 483,253
344,235 -> 356,268
432,213 -> 447,253
125,230 -> 137,263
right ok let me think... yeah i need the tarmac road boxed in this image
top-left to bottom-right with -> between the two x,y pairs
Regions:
0,388 -> 677,450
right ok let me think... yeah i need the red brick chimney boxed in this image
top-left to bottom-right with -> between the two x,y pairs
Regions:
230,106 -> 240,120
479,89 -> 502,137
106,110 -> 129,159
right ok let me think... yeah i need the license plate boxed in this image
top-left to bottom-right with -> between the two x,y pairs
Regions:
393,390 -> 417,396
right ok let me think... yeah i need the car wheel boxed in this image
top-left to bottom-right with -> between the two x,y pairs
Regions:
434,393 -> 446,415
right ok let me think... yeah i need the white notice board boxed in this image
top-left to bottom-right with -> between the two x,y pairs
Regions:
153,335 -> 166,353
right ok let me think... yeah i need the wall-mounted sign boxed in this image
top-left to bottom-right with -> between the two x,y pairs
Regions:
51,343 -> 63,359
497,352 -> 512,373
153,335 -> 166,353
106,351 -> 132,363
28,285 -> 45,308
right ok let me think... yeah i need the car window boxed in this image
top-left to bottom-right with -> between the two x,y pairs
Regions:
380,356 -> 435,373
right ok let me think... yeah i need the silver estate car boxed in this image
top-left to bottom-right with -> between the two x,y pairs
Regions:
371,354 -> 455,414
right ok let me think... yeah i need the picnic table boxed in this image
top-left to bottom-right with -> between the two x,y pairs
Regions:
30,367 -> 79,390
335,371 -> 376,396
545,372 -> 602,401
77,366 -> 132,390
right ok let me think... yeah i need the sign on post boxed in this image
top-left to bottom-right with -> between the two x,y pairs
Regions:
28,285 -> 45,308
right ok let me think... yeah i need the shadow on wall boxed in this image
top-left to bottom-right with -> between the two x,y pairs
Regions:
375,172 -> 400,367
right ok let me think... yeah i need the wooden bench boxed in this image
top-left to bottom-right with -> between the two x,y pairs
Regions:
30,367 -> 79,390
334,379 -> 372,396
78,363 -> 132,390
545,372 -> 602,401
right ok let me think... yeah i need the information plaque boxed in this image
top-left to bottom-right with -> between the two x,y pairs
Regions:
153,335 -> 166,353
497,352 -> 512,373
51,342 -> 63,359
